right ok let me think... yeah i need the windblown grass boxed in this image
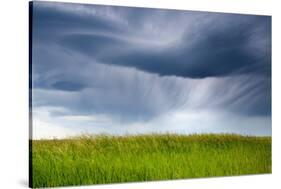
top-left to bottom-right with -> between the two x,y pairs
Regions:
31,134 -> 271,188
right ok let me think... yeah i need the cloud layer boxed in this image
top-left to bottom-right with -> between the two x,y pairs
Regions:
31,2 -> 271,138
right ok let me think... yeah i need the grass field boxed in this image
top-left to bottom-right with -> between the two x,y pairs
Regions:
31,134 -> 271,188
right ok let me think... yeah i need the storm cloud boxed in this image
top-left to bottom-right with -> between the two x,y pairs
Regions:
31,1 -> 271,138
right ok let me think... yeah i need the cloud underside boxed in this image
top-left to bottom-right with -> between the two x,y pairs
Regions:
31,2 -> 271,138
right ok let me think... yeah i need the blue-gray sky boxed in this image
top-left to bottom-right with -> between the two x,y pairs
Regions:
31,1 -> 271,139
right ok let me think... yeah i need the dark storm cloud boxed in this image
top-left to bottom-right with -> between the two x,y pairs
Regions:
62,16 -> 271,78
34,1 -> 271,78
31,1 -> 271,123
33,1 -> 271,79
51,81 -> 85,91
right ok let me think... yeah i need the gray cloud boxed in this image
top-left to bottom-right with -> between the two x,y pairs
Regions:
31,1 -> 271,137
32,54 -> 271,122
33,1 -> 271,78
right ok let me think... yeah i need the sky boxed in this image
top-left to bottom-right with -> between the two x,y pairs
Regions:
31,1 -> 272,139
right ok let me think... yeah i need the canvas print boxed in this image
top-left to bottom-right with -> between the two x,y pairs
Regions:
29,1 -> 272,188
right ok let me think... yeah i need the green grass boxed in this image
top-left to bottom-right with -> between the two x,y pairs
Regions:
31,134 -> 271,188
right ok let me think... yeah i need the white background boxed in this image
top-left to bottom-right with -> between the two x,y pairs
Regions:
0,0 -> 280,188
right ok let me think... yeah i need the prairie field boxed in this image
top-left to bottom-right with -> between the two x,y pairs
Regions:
31,134 -> 271,188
